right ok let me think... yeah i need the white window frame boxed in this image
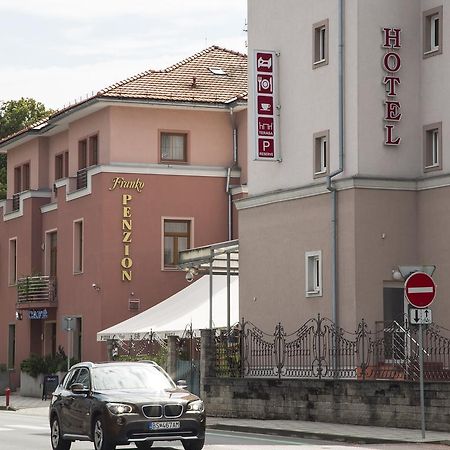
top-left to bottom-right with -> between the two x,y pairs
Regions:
423,6 -> 443,58
313,130 -> 329,178
305,250 -> 322,297
313,19 -> 329,69
424,122 -> 442,172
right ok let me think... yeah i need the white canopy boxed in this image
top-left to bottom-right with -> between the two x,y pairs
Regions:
97,275 -> 239,341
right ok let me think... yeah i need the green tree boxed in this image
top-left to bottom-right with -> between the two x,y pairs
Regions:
0,98 -> 53,199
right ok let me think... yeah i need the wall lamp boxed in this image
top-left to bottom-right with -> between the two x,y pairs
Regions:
184,267 -> 199,283
92,283 -> 101,292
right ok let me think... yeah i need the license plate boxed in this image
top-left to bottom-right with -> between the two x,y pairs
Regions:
149,421 -> 180,430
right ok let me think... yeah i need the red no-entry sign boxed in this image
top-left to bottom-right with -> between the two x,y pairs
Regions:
404,272 -> 436,308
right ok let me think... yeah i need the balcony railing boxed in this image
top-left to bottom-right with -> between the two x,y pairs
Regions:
12,192 -> 21,212
76,168 -> 88,190
17,276 -> 57,305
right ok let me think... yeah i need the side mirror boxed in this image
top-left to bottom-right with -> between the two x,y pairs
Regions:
71,383 -> 89,395
176,380 -> 188,389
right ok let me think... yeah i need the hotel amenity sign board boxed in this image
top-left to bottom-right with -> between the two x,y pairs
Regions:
253,50 -> 280,161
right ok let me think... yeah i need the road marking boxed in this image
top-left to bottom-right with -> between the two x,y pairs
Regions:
0,428 -> 13,431
7,424 -> 49,430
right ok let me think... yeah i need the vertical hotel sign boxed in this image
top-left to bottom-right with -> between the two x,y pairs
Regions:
382,27 -> 402,146
254,50 -> 280,160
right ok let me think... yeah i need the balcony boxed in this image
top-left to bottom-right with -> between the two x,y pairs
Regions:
16,276 -> 57,310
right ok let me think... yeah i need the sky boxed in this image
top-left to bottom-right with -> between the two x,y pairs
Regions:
0,0 -> 247,110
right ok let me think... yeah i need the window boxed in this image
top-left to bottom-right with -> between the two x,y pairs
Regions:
163,219 -> 191,267
78,139 -> 88,170
160,132 -> 187,163
305,250 -> 322,297
14,162 -> 30,193
55,151 -> 69,180
423,6 -> 443,57
313,19 -> 329,68
78,134 -> 98,170
89,135 -> 98,166
313,130 -> 329,177
46,230 -> 58,277
424,122 -> 442,171
73,220 -> 84,274
9,238 -> 17,285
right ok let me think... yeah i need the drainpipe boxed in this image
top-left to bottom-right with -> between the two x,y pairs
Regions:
326,0 -> 345,329
226,107 -> 238,241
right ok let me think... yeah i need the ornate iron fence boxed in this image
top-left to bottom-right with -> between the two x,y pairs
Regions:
214,315 -> 450,381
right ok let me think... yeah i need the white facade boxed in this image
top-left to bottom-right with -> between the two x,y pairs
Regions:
239,0 -> 450,333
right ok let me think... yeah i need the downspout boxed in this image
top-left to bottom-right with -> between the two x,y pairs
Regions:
326,0 -> 345,328
227,107 -> 238,241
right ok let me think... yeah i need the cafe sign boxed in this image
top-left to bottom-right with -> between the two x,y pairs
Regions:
109,177 -> 145,281
382,27 -> 402,146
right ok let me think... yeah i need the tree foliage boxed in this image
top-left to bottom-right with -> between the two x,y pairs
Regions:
0,98 -> 53,199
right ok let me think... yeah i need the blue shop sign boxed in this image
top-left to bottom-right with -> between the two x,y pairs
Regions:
29,309 -> 48,320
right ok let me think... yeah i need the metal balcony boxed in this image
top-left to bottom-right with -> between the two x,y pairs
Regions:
16,276 -> 57,310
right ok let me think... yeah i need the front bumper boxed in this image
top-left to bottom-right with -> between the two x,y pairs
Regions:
105,414 -> 206,445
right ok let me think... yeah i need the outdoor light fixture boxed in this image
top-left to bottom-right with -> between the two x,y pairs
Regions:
15,311 -> 23,320
92,283 -> 101,291
393,265 -> 436,281
185,267 -> 198,283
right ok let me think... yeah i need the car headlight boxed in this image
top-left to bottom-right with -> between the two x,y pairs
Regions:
106,403 -> 133,415
186,400 -> 204,413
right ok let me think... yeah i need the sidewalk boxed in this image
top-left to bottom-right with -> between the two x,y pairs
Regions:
1,393 -> 450,446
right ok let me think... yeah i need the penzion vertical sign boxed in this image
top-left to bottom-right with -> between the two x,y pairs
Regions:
382,27 -> 402,146
253,50 -> 280,161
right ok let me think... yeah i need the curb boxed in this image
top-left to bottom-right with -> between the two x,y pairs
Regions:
208,423 -> 450,445
0,406 -> 17,411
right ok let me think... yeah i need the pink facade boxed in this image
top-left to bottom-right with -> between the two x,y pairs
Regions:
0,47 -> 247,387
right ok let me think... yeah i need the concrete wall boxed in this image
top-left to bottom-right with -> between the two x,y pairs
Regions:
202,377 -> 450,432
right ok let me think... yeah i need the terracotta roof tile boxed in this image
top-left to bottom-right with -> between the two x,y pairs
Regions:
98,46 -> 248,104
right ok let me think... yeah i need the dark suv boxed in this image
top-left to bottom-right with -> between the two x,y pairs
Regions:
49,361 -> 205,450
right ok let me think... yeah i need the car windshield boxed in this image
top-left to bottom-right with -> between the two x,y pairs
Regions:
92,364 -> 175,391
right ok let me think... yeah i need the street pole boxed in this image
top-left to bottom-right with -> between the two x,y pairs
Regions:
67,317 -> 72,372
418,323 -> 425,439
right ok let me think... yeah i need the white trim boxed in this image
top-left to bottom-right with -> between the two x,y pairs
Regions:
41,202 -> 58,214
236,174 -> 450,211
0,190 -> 52,221
231,185 -> 248,196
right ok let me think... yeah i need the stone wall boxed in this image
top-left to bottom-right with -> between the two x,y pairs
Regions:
202,377 -> 450,432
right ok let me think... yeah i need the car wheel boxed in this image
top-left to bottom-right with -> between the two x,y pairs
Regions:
135,442 -> 154,449
93,416 -> 116,450
182,438 -> 205,450
50,416 -> 71,450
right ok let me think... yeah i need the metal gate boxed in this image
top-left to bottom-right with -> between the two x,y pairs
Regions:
175,325 -> 200,395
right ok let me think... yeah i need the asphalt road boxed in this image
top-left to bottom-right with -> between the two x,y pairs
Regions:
0,411 -> 449,450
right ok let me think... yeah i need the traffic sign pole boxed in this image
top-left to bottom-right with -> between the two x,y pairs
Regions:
419,323 -> 425,439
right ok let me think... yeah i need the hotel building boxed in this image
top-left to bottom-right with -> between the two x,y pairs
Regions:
239,0 -> 448,333
0,46 -> 247,386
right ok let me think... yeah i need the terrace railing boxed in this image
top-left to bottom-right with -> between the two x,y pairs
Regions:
16,276 -> 57,305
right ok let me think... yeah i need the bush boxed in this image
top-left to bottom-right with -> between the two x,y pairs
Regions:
20,346 -> 78,378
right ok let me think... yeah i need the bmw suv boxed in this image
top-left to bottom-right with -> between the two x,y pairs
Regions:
49,361 -> 205,450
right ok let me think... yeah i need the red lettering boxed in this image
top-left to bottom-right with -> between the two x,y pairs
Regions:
385,125 -> 401,145
385,101 -> 402,121
382,27 -> 401,49
383,76 -> 401,96
383,52 -> 401,73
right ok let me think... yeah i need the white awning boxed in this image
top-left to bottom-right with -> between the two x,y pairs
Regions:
96,275 -> 239,341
